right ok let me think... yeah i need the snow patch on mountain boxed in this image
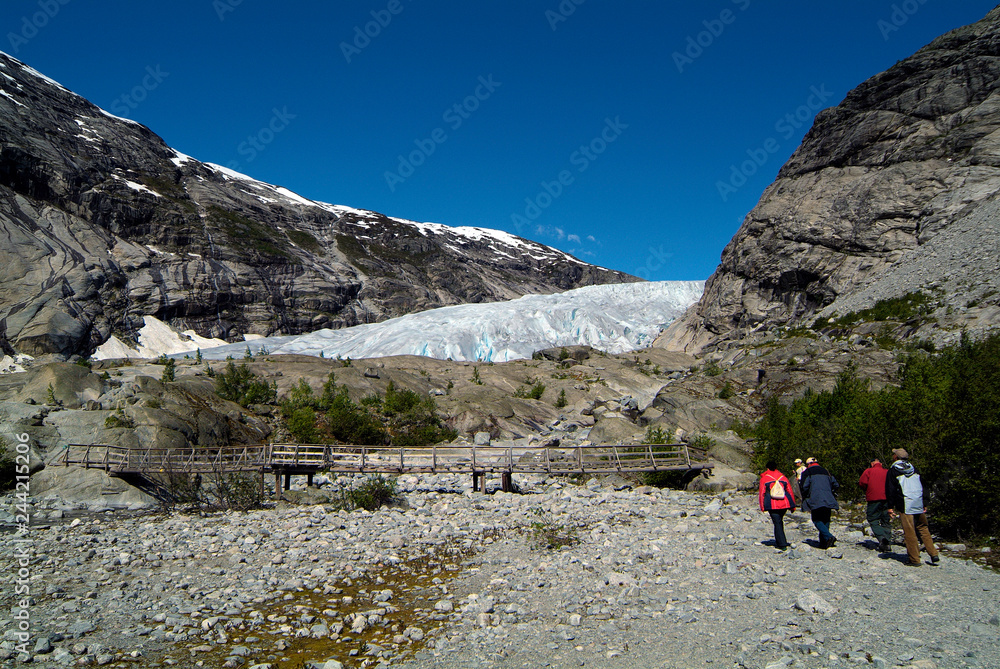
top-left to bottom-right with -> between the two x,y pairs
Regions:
92,316 -> 230,360
192,281 -> 704,363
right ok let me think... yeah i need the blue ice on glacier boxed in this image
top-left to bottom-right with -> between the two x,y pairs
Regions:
197,281 -> 704,363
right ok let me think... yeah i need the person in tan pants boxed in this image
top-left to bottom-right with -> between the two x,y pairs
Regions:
886,448 -> 940,567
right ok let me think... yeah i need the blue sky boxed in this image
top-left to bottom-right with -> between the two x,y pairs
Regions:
2,1 -> 996,280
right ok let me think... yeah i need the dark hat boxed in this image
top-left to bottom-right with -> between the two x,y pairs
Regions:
892,448 -> 909,460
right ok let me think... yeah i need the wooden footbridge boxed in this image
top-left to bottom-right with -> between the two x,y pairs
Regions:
57,442 -> 712,498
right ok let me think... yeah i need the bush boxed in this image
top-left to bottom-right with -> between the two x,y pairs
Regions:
555,389 -> 568,408
514,381 -> 546,400
821,291 -> 935,329
161,358 -> 176,382
214,472 -> 263,511
718,382 -> 734,399
287,406 -> 320,443
278,375 -> 454,447
105,410 -> 134,429
342,475 -> 398,511
216,361 -> 276,407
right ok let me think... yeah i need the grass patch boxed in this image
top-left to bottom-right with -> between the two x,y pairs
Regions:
208,205 -> 293,260
286,228 -> 324,255
527,507 -> 581,550
818,291 -> 935,329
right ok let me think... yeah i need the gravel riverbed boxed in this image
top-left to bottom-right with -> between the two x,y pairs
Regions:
2,474 -> 998,669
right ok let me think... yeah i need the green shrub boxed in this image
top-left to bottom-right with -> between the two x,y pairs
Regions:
555,389 -> 568,408
214,472 -> 263,511
287,406 -> 320,443
346,475 -> 398,511
703,362 -> 722,377
718,382 -> 734,399
216,361 -> 276,407
642,426 -> 671,445
279,375 -> 454,447
515,381 -> 546,400
161,358 -> 176,382
105,410 -> 134,429
823,291 -> 935,329
527,507 -> 580,550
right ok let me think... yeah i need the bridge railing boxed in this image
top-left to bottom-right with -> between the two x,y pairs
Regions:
55,442 -> 710,476
60,444 -> 267,473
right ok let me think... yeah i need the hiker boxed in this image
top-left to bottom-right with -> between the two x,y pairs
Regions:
758,460 -> 796,551
800,456 -> 839,548
886,448 -> 940,567
792,458 -> 806,501
859,457 -> 892,552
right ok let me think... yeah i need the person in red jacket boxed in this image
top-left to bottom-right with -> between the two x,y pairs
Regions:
759,460 -> 796,551
859,458 -> 892,553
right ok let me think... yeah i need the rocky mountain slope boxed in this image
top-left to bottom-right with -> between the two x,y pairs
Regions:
662,6 -> 1000,353
0,53 -> 634,360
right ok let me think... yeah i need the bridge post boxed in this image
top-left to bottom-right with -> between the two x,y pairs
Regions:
284,473 -> 291,491
307,473 -> 314,487
274,471 -> 282,501
501,473 -> 512,493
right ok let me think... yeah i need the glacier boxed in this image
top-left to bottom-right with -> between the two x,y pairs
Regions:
192,281 -> 704,363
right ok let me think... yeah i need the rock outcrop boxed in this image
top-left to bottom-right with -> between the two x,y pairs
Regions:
662,7 -> 1000,353
0,53 -> 634,358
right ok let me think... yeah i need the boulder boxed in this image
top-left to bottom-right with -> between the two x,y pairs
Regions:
686,460 -> 757,493
14,363 -> 105,409
29,466 -> 157,511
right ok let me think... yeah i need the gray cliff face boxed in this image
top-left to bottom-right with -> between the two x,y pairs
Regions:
0,54 -> 634,358
662,7 -> 1000,353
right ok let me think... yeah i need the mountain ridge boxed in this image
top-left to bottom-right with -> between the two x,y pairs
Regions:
0,51 -> 636,359
661,6 -> 1000,353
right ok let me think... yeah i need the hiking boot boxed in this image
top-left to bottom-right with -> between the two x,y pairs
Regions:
930,555 -> 940,564
827,536 -> 837,548
818,537 -> 828,549
905,560 -> 922,567
878,538 -> 890,552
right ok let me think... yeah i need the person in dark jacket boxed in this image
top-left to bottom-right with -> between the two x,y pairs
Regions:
759,460 -> 796,551
800,457 -> 839,548
859,458 -> 891,552
886,448 -> 940,567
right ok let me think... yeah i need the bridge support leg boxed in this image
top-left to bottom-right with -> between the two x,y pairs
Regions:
274,472 -> 282,501
307,473 -> 314,487
284,473 -> 291,491
472,472 -> 481,492
501,473 -> 513,493
259,471 -> 265,499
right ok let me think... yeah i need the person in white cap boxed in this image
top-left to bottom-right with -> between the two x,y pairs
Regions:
886,448 -> 940,567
